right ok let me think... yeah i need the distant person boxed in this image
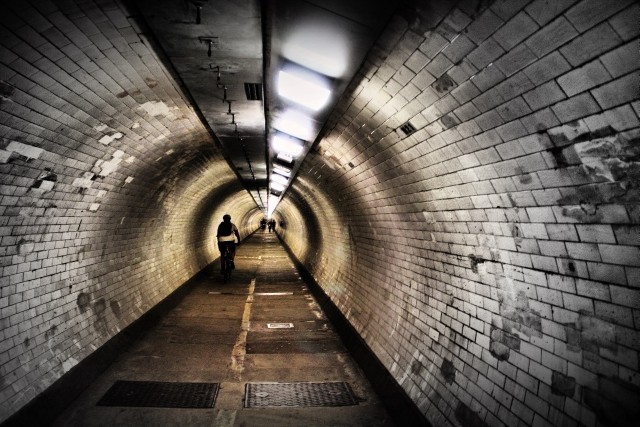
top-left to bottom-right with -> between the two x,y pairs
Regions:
267,219 -> 274,232
260,217 -> 267,230
216,214 -> 240,272
269,219 -> 276,232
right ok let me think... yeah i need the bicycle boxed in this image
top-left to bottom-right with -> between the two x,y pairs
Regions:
221,244 -> 235,282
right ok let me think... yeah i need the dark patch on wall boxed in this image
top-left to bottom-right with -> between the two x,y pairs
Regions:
0,81 -> 15,97
440,358 -> 456,384
433,74 -> 456,94
469,254 -> 485,273
584,376 -> 640,427
116,91 -> 128,98
549,125 -> 617,147
110,300 -> 122,320
16,239 -> 35,256
458,0 -> 495,18
23,337 -> 31,349
497,289 -> 543,340
145,77 -> 158,88
519,174 -> 532,184
561,202 -> 602,223
547,146 -> 570,168
489,326 -> 520,361
77,292 -> 90,313
551,371 -> 576,397
348,162 -> 355,169
455,401 -> 489,427
410,359 -> 423,375
441,113 -> 460,129
44,325 -> 57,340
565,312 -> 616,353
93,298 -> 108,335
397,2 -> 446,33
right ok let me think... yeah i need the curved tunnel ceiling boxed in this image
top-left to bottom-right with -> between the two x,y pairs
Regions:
132,0 -> 398,216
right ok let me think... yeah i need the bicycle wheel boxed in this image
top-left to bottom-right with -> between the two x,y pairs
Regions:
223,257 -> 232,282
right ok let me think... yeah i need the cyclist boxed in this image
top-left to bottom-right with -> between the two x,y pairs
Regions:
216,214 -> 240,273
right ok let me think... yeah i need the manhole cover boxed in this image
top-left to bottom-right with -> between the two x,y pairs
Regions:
244,382 -> 358,408
97,380 -> 219,408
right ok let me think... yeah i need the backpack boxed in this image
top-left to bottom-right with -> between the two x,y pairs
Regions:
218,221 -> 233,236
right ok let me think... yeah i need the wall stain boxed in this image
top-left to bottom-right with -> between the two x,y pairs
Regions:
440,358 -> 456,384
519,173 -> 532,184
93,298 -> 108,335
77,292 -> 90,313
16,239 -> 35,256
469,254 -> 485,273
410,359 -> 423,375
551,371 -> 576,397
565,312 -> 617,354
433,74 -> 456,94
455,401 -> 489,427
110,300 -> 122,320
144,77 -> 158,88
44,325 -> 57,340
489,325 -> 520,361
441,113 -> 460,129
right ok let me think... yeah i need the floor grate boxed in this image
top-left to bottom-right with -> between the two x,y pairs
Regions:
244,382 -> 358,408
97,380 -> 219,408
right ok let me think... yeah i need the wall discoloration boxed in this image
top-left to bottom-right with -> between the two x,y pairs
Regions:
77,293 -> 91,314
551,371 -> 575,397
489,326 -> 520,361
566,312 -> 617,354
440,358 -> 456,384
455,401 -> 489,427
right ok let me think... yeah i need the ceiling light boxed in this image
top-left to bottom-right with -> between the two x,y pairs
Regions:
271,182 -> 285,192
271,133 -> 304,157
271,173 -> 288,185
274,109 -> 316,141
276,152 -> 294,164
273,164 -> 291,177
277,68 -> 331,111
282,24 -> 348,77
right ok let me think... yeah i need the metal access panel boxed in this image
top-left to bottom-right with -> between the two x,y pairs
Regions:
97,380 -> 219,408
244,382 -> 358,408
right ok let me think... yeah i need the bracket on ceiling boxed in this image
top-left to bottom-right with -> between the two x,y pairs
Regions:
190,1 -> 210,24
198,36 -> 217,57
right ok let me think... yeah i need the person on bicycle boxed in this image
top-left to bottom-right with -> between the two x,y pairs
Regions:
216,214 -> 240,272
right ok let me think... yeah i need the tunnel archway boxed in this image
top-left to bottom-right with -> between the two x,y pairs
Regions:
1,0 -> 639,426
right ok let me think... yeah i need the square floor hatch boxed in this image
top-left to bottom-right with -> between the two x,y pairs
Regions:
97,380 -> 219,408
244,382 -> 358,408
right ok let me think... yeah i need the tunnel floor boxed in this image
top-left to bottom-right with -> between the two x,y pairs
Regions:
51,231 -> 395,427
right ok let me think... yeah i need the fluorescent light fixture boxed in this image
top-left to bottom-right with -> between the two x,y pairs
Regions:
282,25 -> 348,78
276,152 -> 294,163
271,173 -> 288,185
273,165 -> 291,177
274,109 -> 316,141
277,68 -> 331,111
271,182 -> 285,192
272,133 -> 304,157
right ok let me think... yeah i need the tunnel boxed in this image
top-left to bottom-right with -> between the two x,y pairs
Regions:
1,0 -> 639,426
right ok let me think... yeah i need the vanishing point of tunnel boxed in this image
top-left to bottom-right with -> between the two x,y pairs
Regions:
1,0 -> 639,426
